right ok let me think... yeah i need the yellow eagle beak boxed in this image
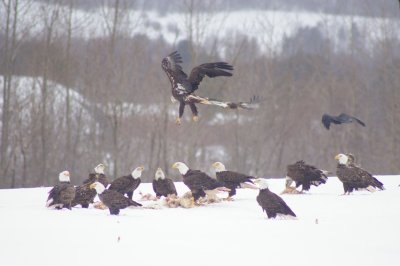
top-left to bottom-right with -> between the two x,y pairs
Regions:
89,183 -> 96,189
334,154 -> 340,161
171,163 -> 178,169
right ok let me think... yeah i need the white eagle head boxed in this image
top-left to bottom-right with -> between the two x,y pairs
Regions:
171,162 -> 189,175
211,162 -> 226,172
132,166 -> 144,179
253,178 -> 269,190
89,181 -> 106,194
94,163 -> 106,174
59,171 -> 70,183
335,154 -> 349,165
155,167 -> 165,180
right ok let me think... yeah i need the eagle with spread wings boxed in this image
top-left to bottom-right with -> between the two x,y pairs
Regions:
161,51 -> 260,124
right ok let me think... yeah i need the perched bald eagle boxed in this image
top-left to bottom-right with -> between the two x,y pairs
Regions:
285,161 -> 329,192
152,167 -> 177,198
211,162 -> 257,199
172,162 -> 229,201
90,182 -> 142,215
46,171 -> 76,210
322,113 -> 365,130
108,166 -> 144,200
162,51 -> 260,124
335,153 -> 384,194
82,163 -> 109,187
72,163 -> 108,208
254,178 -> 296,219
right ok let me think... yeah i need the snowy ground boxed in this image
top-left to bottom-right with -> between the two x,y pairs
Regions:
1,176 -> 399,266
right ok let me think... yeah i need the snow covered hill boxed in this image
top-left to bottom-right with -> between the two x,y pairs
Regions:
1,176 -> 399,266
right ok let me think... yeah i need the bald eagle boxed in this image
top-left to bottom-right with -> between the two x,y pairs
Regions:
335,153 -> 384,194
72,163 -> 108,208
162,51 -> 260,124
108,166 -> 144,200
172,162 -> 229,201
152,167 -> 178,198
254,178 -> 296,219
285,161 -> 329,192
82,163 -> 109,187
90,182 -> 142,215
46,171 -> 76,210
322,113 -> 365,130
211,162 -> 257,199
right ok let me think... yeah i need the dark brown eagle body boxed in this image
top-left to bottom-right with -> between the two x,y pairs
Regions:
46,182 -> 76,210
336,164 -> 384,194
152,178 -> 177,198
182,169 -> 226,201
97,188 -> 142,215
215,171 -> 255,197
109,175 -> 141,200
286,161 -> 328,191
256,188 -> 296,219
72,173 -> 109,208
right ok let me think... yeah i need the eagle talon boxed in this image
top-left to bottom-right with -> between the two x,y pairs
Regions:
175,117 -> 181,125
192,116 -> 199,122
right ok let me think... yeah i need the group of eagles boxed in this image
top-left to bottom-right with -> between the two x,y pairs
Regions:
47,52 -> 378,218
47,153 -> 384,219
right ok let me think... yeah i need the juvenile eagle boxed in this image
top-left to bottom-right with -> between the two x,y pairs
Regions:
161,51 -> 259,124
152,167 -> 178,198
335,153 -> 384,194
211,162 -> 257,199
285,160 -> 329,192
46,171 -> 76,210
108,166 -> 144,200
90,182 -> 142,215
254,178 -> 296,219
72,163 -> 108,208
322,113 -> 365,130
172,162 -> 229,201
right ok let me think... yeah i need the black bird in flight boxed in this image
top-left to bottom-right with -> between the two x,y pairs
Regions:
161,51 -> 260,124
322,113 -> 366,130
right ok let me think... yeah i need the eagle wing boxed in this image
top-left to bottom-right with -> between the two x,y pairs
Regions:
153,179 -> 177,197
338,113 -> 366,127
161,51 -> 187,79
184,170 -> 222,190
100,190 -> 141,209
188,62 -> 233,93
216,171 -> 254,185
322,114 -> 335,129
109,176 -> 141,194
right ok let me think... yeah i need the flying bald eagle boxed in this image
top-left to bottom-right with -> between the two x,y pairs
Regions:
46,171 -> 76,210
152,167 -> 178,198
108,166 -> 144,200
162,51 -> 260,124
335,153 -> 384,194
72,163 -> 108,208
254,178 -> 296,219
90,182 -> 142,215
322,113 -> 365,130
285,161 -> 329,192
172,162 -> 229,201
211,162 -> 257,199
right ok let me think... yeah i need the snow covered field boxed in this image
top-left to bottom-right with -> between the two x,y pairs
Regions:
1,176 -> 399,266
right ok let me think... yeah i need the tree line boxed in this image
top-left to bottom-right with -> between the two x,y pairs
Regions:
1,0 -> 399,188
